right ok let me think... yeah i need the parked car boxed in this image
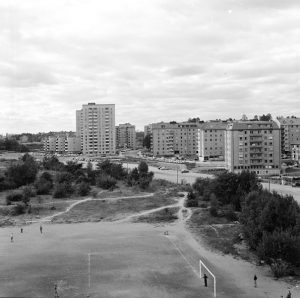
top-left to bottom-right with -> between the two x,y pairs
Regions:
181,169 -> 189,173
292,182 -> 300,187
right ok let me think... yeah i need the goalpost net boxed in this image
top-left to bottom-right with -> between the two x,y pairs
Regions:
199,259 -> 216,297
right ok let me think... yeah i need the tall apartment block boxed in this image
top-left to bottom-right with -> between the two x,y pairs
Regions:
76,103 -> 116,156
197,122 -> 227,161
151,122 -> 199,157
116,123 -> 136,149
224,121 -> 281,176
275,117 -> 300,158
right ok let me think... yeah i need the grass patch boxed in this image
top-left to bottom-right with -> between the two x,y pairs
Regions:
132,207 -> 179,223
53,194 -> 178,223
187,208 -> 242,256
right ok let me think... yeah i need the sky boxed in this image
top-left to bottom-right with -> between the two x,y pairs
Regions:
0,0 -> 300,134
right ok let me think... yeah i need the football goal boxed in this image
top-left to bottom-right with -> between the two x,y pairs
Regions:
199,259 -> 216,297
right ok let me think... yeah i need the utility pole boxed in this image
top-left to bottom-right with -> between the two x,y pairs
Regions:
177,166 -> 179,185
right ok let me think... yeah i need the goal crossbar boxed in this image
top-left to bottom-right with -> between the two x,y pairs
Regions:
199,260 -> 216,297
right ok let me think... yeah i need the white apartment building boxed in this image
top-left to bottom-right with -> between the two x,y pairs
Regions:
276,117 -> 300,157
225,121 -> 281,176
151,122 -> 200,157
197,122 -> 227,161
116,123 -> 136,149
76,103 -> 116,156
43,135 -> 81,154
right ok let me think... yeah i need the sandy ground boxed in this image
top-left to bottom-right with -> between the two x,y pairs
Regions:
1,193 -> 299,297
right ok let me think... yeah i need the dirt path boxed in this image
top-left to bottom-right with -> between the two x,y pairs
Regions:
41,193 -> 154,222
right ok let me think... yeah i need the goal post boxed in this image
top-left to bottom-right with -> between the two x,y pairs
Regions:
199,260 -> 216,297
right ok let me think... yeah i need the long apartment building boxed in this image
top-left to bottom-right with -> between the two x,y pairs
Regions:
225,121 -> 281,176
151,122 -> 200,158
76,103 -> 116,156
276,117 -> 300,158
116,123 -> 136,149
43,135 -> 81,154
197,122 -> 227,161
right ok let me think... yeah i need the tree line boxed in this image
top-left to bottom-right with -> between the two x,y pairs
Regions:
187,171 -> 300,277
0,154 -> 153,215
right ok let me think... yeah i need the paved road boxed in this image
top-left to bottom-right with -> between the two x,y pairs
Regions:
126,163 -> 213,184
262,182 -> 300,204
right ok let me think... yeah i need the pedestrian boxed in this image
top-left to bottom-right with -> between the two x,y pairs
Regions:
286,290 -> 291,298
203,273 -> 208,287
10,233 -> 14,242
54,283 -> 59,298
40,225 -> 43,234
254,274 -> 257,287
20,227 -> 23,233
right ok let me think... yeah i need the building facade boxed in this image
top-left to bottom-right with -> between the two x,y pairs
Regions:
197,122 -> 227,161
151,122 -> 200,157
116,123 -> 136,149
276,117 -> 300,158
76,103 -> 116,156
225,121 -> 281,176
43,135 -> 81,154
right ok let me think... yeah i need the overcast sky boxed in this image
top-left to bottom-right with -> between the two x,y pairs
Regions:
1,0 -> 300,134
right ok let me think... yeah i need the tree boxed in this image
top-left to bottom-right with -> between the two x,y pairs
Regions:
42,155 -> 64,171
6,154 -> 38,187
259,113 -> 272,121
138,161 -> 149,175
143,134 -> 151,149
77,182 -> 91,196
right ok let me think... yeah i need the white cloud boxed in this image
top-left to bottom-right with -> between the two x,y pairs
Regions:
0,0 -> 300,133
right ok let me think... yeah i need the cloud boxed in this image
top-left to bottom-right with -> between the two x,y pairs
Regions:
0,0 -> 299,134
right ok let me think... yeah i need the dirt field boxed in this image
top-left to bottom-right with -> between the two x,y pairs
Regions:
0,222 -> 212,298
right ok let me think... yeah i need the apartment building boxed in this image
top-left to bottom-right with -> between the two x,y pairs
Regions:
225,121 -> 281,176
76,103 -> 116,156
151,122 -> 199,157
43,135 -> 81,154
276,117 -> 300,157
292,145 -> 300,162
116,123 -> 136,149
197,122 -> 227,161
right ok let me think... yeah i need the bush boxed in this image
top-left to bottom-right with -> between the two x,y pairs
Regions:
96,174 -> 117,190
223,206 -> 238,221
6,192 -> 23,205
11,203 -> 26,215
53,182 -> 74,198
270,259 -> 292,278
209,206 -> 218,217
35,178 -> 53,195
77,182 -> 91,196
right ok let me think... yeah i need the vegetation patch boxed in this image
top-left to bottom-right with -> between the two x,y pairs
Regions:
52,194 -> 178,223
132,207 -> 179,223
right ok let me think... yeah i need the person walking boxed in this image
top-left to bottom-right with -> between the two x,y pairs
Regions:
40,225 -> 43,234
254,274 -> 257,287
20,227 -> 23,233
54,284 -> 59,298
10,233 -> 14,242
203,273 -> 208,287
286,290 -> 291,298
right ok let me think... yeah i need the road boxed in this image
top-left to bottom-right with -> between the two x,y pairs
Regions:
262,182 -> 300,204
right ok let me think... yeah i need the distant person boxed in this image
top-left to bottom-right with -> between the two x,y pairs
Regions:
286,290 -> 291,298
203,273 -> 208,287
40,225 -> 43,234
10,233 -> 14,242
54,284 -> 59,298
20,227 -> 23,233
254,274 -> 257,287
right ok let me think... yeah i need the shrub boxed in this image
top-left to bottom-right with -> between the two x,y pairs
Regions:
35,178 -> 53,195
11,203 -> 26,215
53,182 -> 74,198
223,206 -> 238,221
6,192 -> 23,205
77,182 -> 91,196
96,174 -> 117,190
209,206 -> 218,217
270,259 -> 291,278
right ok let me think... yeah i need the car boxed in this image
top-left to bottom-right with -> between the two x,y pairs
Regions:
292,182 -> 300,187
181,169 -> 189,173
